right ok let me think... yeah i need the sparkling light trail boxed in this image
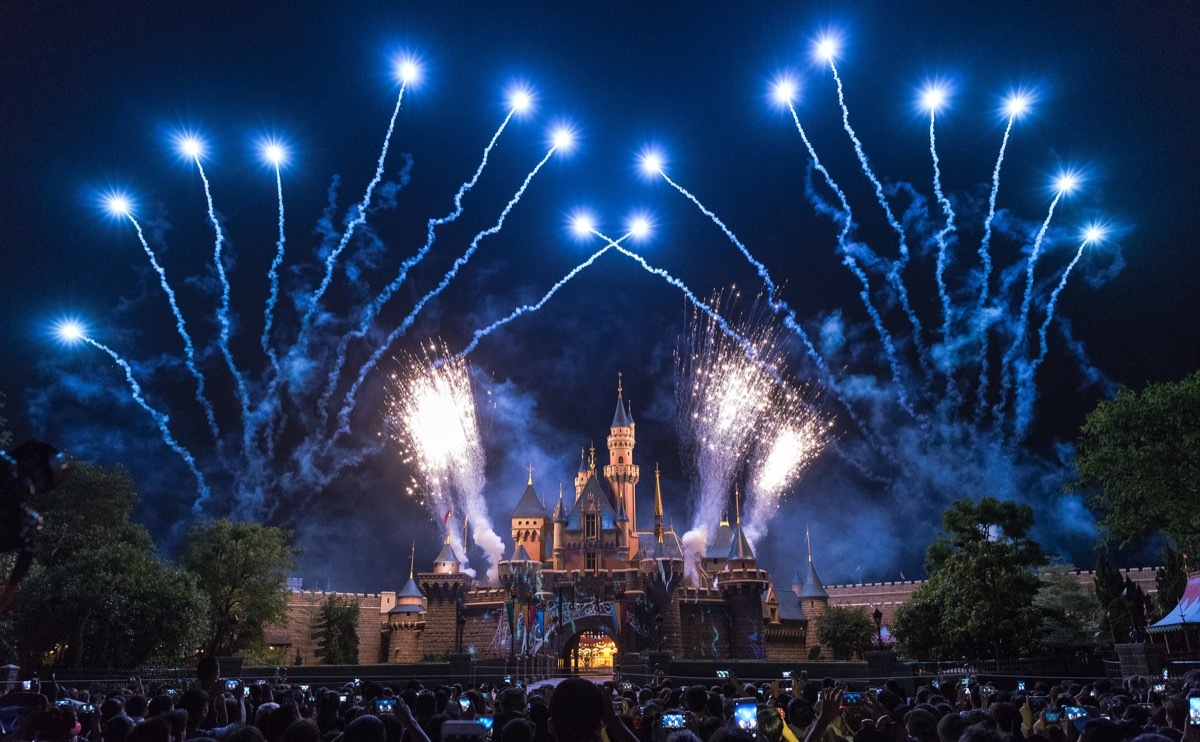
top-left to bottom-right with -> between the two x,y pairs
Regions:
824,51 -> 932,379
115,204 -> 221,441
974,92 -> 1031,420
298,75 -> 413,342
319,99 -> 525,424
335,138 -> 565,439
57,322 -> 211,511
261,140 -> 288,377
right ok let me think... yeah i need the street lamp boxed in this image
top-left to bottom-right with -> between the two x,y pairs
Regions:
873,607 -> 884,650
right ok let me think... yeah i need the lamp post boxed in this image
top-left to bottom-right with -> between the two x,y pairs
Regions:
873,607 -> 884,650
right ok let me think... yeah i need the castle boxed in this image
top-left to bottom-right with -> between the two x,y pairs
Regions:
277,379 -> 832,667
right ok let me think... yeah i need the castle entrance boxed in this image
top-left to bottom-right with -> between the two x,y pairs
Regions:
561,629 -> 617,672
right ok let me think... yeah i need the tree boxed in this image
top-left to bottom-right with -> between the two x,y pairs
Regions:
1,461 -> 208,668
183,520 -> 298,657
892,498 -> 1046,660
1155,547 -> 1188,619
813,606 -> 875,660
0,390 -> 12,450
1094,553 -> 1154,645
10,541 -> 208,668
1033,562 -> 1101,654
1076,371 -> 1200,553
313,594 -> 359,665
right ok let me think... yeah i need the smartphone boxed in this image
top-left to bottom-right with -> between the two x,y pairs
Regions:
613,700 -> 625,715
339,694 -> 349,704
442,720 -> 490,740
82,704 -> 95,714
661,713 -> 686,729
477,715 -> 494,731
716,670 -> 730,679
373,699 -> 395,713
1153,683 -> 1167,694
843,692 -> 863,706
166,689 -> 176,696
299,684 -> 310,692
1030,696 -> 1049,713
733,699 -> 757,732
1045,711 -> 1062,723
459,697 -> 471,711
961,677 -> 970,688
225,679 -> 240,691
1189,698 -> 1200,726
1018,682 -> 1026,691
782,671 -> 792,679
1164,668 -> 1171,679
22,681 -> 32,690
981,685 -> 997,697
1064,707 -> 1086,721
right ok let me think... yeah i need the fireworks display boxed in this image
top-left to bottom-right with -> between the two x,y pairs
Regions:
29,11 -> 1147,585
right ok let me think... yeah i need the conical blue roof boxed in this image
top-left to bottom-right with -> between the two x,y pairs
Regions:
511,482 -> 546,518
799,559 -> 828,599
612,395 -> 632,428
398,577 -> 424,599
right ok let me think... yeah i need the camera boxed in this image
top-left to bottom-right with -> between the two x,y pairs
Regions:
1064,706 -> 1086,721
375,699 -> 397,713
843,692 -> 863,706
716,670 -> 730,679
1018,682 -> 1026,691
782,671 -> 792,679
661,713 -> 686,729
459,697 -> 471,711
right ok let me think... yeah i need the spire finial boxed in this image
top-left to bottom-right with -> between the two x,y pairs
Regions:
409,540 -> 415,580
528,463 -> 534,486
617,371 -> 623,398
654,463 -> 664,542
589,442 -> 596,471
559,482 -> 564,500
734,484 -> 742,525
806,524 -> 812,563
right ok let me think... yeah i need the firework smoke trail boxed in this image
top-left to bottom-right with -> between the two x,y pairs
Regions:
318,110 -> 517,425
447,236 -> 630,364
929,110 -> 958,364
123,213 -> 220,441
995,190 -> 1065,424
389,344 -> 504,581
785,101 -> 912,415
827,59 -> 932,378
973,112 -> 1017,421
658,164 -> 874,433
262,162 -> 286,375
1013,234 -> 1093,437
335,144 -> 560,441
191,157 -> 255,451
298,81 -> 409,342
76,333 -> 211,511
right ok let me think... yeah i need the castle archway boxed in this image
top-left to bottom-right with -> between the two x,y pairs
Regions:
544,613 -> 619,673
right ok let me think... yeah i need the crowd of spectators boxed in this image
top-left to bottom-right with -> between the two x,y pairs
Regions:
4,660 -> 1200,742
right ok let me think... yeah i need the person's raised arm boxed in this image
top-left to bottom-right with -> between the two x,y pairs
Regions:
392,698 -> 430,742
600,689 -> 638,742
806,687 -> 843,742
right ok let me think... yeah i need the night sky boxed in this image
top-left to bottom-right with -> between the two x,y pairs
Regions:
3,3 -> 1198,592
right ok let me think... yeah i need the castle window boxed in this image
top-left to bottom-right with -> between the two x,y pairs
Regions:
585,514 -> 598,538
618,456 -> 624,464
586,552 -> 597,571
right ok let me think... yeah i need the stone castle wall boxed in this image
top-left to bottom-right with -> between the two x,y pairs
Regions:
276,590 -> 384,665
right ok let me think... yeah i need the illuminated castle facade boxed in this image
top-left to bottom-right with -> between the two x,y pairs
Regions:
278,378 -> 831,666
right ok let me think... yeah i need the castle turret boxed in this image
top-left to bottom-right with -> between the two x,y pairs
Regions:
385,543 -> 427,663
574,448 -> 589,502
432,534 -> 462,574
703,509 -> 734,578
638,465 -> 685,654
552,484 -> 567,571
719,488 -> 769,658
510,465 -> 550,563
798,526 -> 829,623
602,374 -> 641,561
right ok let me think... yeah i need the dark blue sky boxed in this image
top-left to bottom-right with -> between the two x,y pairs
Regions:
2,3 -> 1197,590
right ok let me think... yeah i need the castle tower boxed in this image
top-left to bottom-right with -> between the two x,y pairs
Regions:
552,484 -> 567,571
510,465 -> 550,563
638,465 -> 685,654
384,542 -> 427,663
574,448 -> 588,502
798,526 -> 829,623
602,373 -> 640,561
432,533 -> 462,575
719,489 -> 769,659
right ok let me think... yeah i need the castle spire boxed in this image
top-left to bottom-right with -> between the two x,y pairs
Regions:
588,442 -> 596,471
806,524 -> 812,562
654,463 -> 664,542
611,373 -> 632,428
528,463 -> 534,486
734,484 -> 742,525
409,540 -> 415,580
